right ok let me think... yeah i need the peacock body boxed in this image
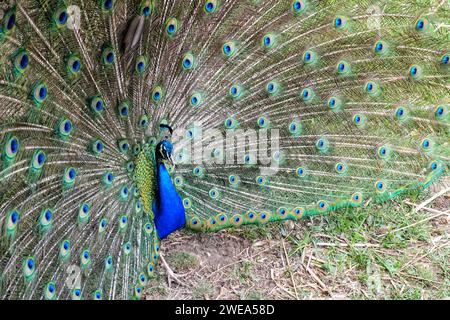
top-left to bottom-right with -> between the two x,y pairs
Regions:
0,0 -> 448,299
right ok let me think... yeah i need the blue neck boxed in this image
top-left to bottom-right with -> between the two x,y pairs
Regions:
153,163 -> 186,239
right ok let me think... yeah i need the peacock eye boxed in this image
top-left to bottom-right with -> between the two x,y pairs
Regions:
292,0 -> 306,14
135,55 -> 148,74
301,87 -> 315,102
415,18 -> 428,31
14,51 -> 30,73
222,41 -> 237,58
101,47 -> 115,65
261,33 -> 277,49
152,86 -> 164,103
89,96 -> 105,114
336,60 -> 351,75
53,7 -> 68,27
3,9 -> 16,32
334,16 -> 348,29
257,116 -> 269,128
204,0 -> 219,13
102,0 -> 114,11
165,18 -> 179,36
302,50 -> 317,64
229,84 -> 244,99
182,52 -> 195,70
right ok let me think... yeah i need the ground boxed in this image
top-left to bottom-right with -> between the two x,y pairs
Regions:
144,179 -> 449,300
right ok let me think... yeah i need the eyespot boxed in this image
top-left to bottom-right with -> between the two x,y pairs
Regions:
334,162 -> 347,174
224,117 -> 238,129
30,82 -> 48,106
123,242 -> 132,255
290,207 -> 303,219
13,50 -> 29,74
45,282 -> 57,300
300,87 -> 315,102
147,262 -> 155,277
374,40 -> 388,56
139,1 -> 154,17
6,209 -> 20,234
409,64 -> 423,80
139,115 -> 149,129
377,145 -> 391,159
40,208 -> 53,228
135,55 -> 147,74
90,140 -> 104,156
289,120 -> 302,136
420,138 -> 433,151
353,113 -> 366,127
119,215 -> 128,231
261,33 -> 277,49
204,0 -> 219,13
256,176 -> 268,186
374,180 -> 386,193
258,212 -> 270,223
317,200 -> 329,212
4,136 -> 19,159
243,154 -> 255,165
182,52 -> 195,70
415,18 -> 429,32
93,289 -> 102,300
190,92 -> 203,107
63,167 -> 77,186
257,116 -> 270,128
364,81 -> 381,97
101,47 -> 115,65
277,207 -> 288,218
23,257 -> 36,280
302,50 -> 317,65
72,288 -> 82,300
118,139 -> 130,154
222,41 -> 237,58
3,9 -> 16,32
66,55 -> 82,76
59,240 -> 71,261
336,60 -> 351,75
183,198 -> 192,209
291,0 -> 306,14
266,81 -> 281,96
327,96 -> 344,111
89,96 -> 105,115
351,192 -> 363,205
53,7 -> 68,27
209,188 -> 220,199
334,16 -> 348,30
151,85 -> 164,103
441,54 -> 449,66
165,17 -> 179,36
118,101 -> 130,118
101,0 -> 114,11
315,137 -> 329,152
102,171 -> 114,187
119,185 -> 129,200
229,84 -> 244,99
193,166 -> 204,178
296,166 -> 307,178
394,106 -> 409,122
228,174 -> 240,187
434,105 -> 447,120
55,118 -> 72,140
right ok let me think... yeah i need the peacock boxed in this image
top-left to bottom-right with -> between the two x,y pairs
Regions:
0,0 -> 448,300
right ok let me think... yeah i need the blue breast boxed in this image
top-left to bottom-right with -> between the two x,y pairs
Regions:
153,163 -> 186,239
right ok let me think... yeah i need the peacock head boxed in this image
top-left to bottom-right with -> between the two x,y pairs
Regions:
156,124 -> 174,165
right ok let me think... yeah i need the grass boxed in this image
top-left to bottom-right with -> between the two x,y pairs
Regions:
143,182 -> 449,300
